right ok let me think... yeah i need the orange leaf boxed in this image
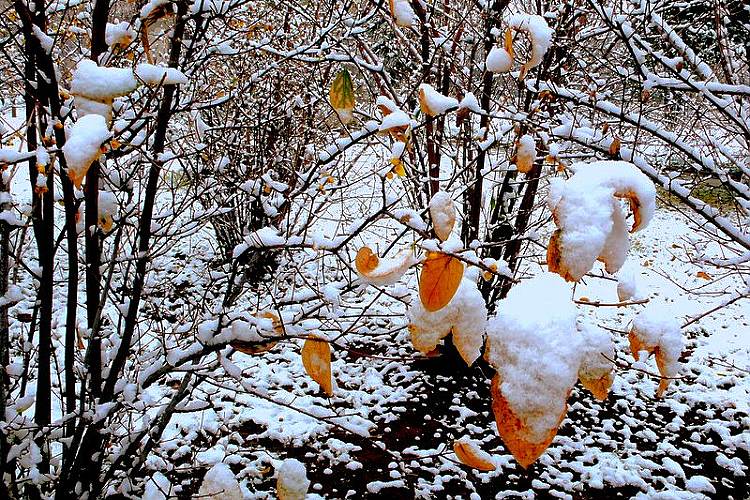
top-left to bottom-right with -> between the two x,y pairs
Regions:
579,371 -> 613,401
614,189 -> 643,232
547,229 -> 574,282
490,374 -> 563,468
355,247 -> 379,274
628,328 -> 651,360
609,137 -> 621,156
355,247 -> 417,285
301,337 -> 333,396
453,438 -> 496,471
503,28 -> 514,57
696,271 -> 712,280
418,252 -> 463,312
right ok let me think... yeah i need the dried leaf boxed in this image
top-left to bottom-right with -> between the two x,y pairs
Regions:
547,229 -> 574,281
613,189 -> 644,232
696,271 -> 712,280
390,158 -> 406,177
419,252 -> 463,312
98,214 -> 113,233
608,137 -> 621,155
628,328 -> 648,359
579,371 -> 613,401
503,28 -> 514,57
329,69 -> 355,124
654,349 -> 672,398
490,374 -> 563,468
301,337 -> 333,396
453,438 -> 496,471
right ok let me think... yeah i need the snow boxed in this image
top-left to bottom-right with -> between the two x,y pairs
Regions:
276,458 -> 310,500
428,191 -> 455,241
105,22 -> 135,47
140,0 -> 171,19
61,114 -> 111,188
32,26 -> 54,53
71,59 -> 138,101
684,475 -> 716,494
379,110 -> 410,132
578,321 -> 615,386
458,92 -> 480,112
135,64 -> 189,86
409,277 -> 488,366
547,161 -> 656,281
356,248 -> 419,286
509,13 -> 554,70
389,0 -> 415,27
486,273 -> 582,441
98,191 -> 117,231
630,303 -> 684,396
515,134 -> 536,173
616,266 -> 640,301
486,46 -> 513,73
418,84 -> 458,116
197,462 -> 242,499
71,60 -> 138,120
142,472 -> 171,500
98,191 -> 117,216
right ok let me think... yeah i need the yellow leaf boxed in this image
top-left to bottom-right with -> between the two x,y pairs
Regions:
491,374 -> 564,468
390,158 -> 406,177
301,337 -> 333,396
453,438 -> 496,471
329,69 -> 355,124
419,252 -> 463,312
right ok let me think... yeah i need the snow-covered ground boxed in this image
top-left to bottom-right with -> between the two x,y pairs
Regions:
144,205 -> 749,499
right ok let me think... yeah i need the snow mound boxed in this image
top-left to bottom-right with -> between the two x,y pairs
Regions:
547,161 -> 656,281
486,273 -> 582,440
197,462 -> 242,499
277,458 -> 310,500
409,277 -> 487,366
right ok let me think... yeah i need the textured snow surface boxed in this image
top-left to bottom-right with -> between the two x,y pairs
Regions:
578,321 -> 615,381
509,13 -> 554,70
390,0 -> 415,27
135,64 -> 189,86
62,114 -> 110,183
632,303 -> 684,377
71,59 -> 137,101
